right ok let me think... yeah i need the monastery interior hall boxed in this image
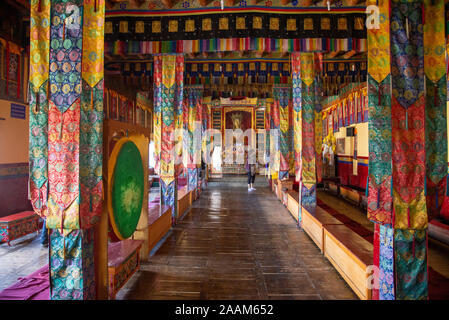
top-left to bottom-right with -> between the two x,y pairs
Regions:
1,0 -> 449,302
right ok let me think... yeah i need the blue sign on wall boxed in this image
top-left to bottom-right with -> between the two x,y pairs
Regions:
10,103 -> 26,119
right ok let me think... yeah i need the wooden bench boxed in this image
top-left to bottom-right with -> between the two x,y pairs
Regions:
323,177 -> 340,196
0,211 -> 41,245
340,185 -> 367,209
148,204 -> 172,251
274,178 -> 292,201
277,178 -> 293,201
301,205 -> 343,252
323,224 -> 373,300
108,239 -> 144,300
287,190 -> 299,222
177,186 -> 191,220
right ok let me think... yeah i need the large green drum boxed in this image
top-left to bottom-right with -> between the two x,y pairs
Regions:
109,140 -> 144,240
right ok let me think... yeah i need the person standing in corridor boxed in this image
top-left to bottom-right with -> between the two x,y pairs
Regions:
245,148 -> 257,191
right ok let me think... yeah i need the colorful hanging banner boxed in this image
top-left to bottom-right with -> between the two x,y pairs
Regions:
28,0 -> 105,301
367,0 -> 393,226
270,95 -> 280,179
29,0 -> 51,216
292,52 -> 317,223
273,85 -> 291,180
424,0 -> 448,221
153,54 -> 184,219
29,0 -> 105,231
391,0 -> 426,230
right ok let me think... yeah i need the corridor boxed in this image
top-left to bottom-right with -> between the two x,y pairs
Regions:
117,176 -> 357,300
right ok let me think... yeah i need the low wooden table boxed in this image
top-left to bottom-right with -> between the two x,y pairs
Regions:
0,211 -> 41,245
108,239 -> 144,300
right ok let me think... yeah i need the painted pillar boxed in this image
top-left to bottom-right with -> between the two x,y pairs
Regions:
270,95 -> 280,181
424,0 -> 447,225
288,96 -> 295,177
273,85 -> 291,180
314,58 -> 323,184
186,87 -> 197,194
195,87 -> 203,196
367,0 -> 395,299
367,0 -> 444,300
265,101 -> 271,180
292,52 -> 317,225
28,0 -> 105,300
184,86 -> 203,196
153,54 -> 184,223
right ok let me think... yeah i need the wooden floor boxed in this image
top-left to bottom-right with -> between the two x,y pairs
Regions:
0,232 -> 47,291
117,176 -> 357,300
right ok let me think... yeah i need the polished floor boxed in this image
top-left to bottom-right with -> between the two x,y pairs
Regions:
0,232 -> 48,291
117,176 -> 357,300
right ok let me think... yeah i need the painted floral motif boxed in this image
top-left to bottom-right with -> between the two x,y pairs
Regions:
391,0 -> 427,230
49,0 -> 83,114
0,215 -> 40,244
50,228 -> 95,300
367,0 -> 393,226
154,55 -> 184,219
423,0 -> 447,220
30,0 -> 51,91
379,224 -> 395,300
394,229 -> 428,300
273,86 -> 291,179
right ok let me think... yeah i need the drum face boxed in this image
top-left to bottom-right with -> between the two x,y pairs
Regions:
111,141 -> 144,239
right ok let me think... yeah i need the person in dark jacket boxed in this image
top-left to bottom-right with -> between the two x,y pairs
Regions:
245,148 -> 257,191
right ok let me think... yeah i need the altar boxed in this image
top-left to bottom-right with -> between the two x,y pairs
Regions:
207,97 -> 268,177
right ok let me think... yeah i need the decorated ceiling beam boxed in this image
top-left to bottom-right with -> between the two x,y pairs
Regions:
105,8 -> 366,43
105,57 -> 366,96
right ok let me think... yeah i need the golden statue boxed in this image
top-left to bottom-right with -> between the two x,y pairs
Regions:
230,112 -> 243,130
